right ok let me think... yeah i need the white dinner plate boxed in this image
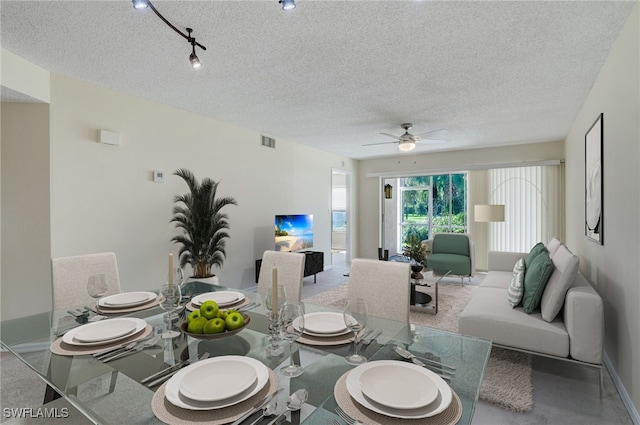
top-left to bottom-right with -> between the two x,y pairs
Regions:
358,362 -> 438,409
179,358 -> 257,402
73,319 -> 138,343
99,291 -> 157,308
191,291 -> 245,308
63,318 -> 147,347
297,312 -> 355,335
165,355 -> 269,411
346,360 -> 452,419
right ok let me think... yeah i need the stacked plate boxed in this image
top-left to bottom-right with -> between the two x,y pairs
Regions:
62,318 -> 147,347
98,291 -> 158,312
293,312 -> 356,338
191,291 -> 246,309
164,355 -> 269,410
345,360 -> 452,419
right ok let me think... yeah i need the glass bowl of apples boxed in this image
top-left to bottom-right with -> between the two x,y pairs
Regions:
181,301 -> 250,340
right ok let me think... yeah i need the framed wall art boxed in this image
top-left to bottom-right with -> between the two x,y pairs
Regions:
585,113 -> 603,244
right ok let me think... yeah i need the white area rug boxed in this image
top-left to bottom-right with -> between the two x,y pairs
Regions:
303,283 -> 534,413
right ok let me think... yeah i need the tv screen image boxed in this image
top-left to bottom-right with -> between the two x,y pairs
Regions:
275,214 -> 313,252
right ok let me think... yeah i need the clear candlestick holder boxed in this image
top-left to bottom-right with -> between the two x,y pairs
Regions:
266,311 -> 284,357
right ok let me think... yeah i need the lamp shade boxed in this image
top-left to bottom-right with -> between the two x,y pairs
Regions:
474,204 -> 505,222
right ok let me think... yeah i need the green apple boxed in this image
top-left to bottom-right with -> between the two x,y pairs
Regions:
216,309 -> 229,320
187,316 -> 207,334
203,318 -> 226,334
225,312 -> 244,331
187,310 -> 202,323
199,300 -> 219,320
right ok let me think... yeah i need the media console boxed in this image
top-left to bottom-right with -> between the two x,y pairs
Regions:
255,250 -> 324,283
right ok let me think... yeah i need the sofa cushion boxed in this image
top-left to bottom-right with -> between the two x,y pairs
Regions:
480,270 -> 512,289
540,245 -> 580,322
459,286 -> 569,358
546,237 -> 562,258
507,257 -> 526,307
522,251 -> 554,313
525,242 -> 547,269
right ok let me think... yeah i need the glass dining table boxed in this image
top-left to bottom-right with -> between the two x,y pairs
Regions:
0,281 -> 491,425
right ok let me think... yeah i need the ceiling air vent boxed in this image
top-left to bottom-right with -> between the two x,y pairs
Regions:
261,135 -> 276,149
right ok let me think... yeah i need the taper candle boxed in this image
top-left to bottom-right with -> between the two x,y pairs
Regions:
272,266 -> 278,313
169,253 -> 174,288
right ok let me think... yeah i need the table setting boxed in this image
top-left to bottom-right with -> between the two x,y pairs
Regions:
186,290 -> 251,312
150,354 -> 280,425
96,290 -> 163,315
49,317 -> 155,356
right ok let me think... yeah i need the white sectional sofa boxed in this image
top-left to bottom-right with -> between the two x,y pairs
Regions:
459,241 -> 604,386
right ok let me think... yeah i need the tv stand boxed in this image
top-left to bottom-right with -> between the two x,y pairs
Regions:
255,251 -> 324,283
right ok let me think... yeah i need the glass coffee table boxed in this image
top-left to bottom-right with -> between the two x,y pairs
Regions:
410,268 -> 451,314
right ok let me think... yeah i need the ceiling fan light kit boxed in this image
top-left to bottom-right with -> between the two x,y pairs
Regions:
132,0 -> 206,69
398,141 -> 416,152
362,122 -> 449,152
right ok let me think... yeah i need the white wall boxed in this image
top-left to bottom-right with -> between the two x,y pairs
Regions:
1,103 -> 52,320
564,3 -> 639,416
46,75 -> 357,299
357,142 -> 564,263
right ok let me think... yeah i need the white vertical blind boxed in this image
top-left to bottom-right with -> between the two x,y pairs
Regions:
332,186 -> 346,210
489,165 -> 564,252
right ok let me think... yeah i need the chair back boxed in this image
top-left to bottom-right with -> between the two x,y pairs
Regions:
347,258 -> 411,322
51,252 -> 122,310
257,250 -> 306,302
432,233 -> 471,256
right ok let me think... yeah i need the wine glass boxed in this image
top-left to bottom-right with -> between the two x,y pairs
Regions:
279,301 -> 305,377
86,274 -> 109,321
344,297 -> 368,365
159,283 -> 182,339
264,285 -> 287,313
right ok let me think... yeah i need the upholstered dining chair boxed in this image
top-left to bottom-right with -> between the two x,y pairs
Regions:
49,252 -> 123,400
257,250 -> 306,302
347,258 -> 411,322
51,252 -> 122,310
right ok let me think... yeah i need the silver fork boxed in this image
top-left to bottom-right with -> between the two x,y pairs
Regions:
335,405 -> 364,425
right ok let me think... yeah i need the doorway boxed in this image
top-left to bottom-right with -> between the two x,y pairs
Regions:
331,169 -> 351,267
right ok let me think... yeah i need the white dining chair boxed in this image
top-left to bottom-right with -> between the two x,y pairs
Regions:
257,250 -> 306,302
51,252 -> 122,310
347,258 -> 411,322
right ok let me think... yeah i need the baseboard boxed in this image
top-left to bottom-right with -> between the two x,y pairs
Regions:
604,351 -> 640,425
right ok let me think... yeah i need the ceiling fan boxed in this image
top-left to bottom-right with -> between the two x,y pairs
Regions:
363,123 -> 449,152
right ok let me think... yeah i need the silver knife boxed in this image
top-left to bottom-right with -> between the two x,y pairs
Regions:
265,412 -> 286,425
141,356 -> 195,384
357,329 -> 374,345
362,330 -> 382,346
392,345 -> 456,370
146,353 -> 210,387
230,388 -> 283,425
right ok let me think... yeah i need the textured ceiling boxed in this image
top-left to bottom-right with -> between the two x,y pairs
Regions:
1,1 -> 635,159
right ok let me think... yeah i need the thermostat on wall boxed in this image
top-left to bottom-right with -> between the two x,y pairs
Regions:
153,171 -> 165,182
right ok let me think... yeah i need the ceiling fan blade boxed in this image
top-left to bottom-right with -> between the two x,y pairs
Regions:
416,129 -> 447,138
415,139 -> 450,144
379,132 -> 401,140
362,141 -> 398,146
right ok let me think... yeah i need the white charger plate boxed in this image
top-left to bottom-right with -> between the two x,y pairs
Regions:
191,291 -> 245,308
165,356 -> 269,411
73,319 -> 138,343
358,362 -> 438,410
179,358 -> 257,402
63,318 -> 147,346
346,360 -> 452,419
99,291 -> 157,308
296,312 -> 355,334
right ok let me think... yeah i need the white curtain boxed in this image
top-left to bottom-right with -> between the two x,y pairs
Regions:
489,165 -> 564,252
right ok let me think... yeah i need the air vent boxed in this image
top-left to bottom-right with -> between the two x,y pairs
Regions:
261,135 -> 276,149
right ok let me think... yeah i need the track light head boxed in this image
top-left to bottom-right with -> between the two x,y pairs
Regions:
189,51 -> 202,69
279,0 -> 296,11
132,0 -> 148,10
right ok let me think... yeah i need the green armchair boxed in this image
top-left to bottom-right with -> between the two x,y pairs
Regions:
424,233 -> 475,285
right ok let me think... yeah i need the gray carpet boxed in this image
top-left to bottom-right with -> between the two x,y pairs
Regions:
303,282 -> 534,413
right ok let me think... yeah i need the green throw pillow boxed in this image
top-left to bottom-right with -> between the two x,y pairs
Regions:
507,257 -> 526,307
525,242 -> 547,269
523,251 -> 554,313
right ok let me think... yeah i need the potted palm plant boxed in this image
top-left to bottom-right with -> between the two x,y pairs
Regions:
170,168 -> 237,282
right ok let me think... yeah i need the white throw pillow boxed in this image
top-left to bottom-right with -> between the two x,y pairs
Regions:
540,244 -> 579,322
546,237 -> 562,259
507,257 -> 526,307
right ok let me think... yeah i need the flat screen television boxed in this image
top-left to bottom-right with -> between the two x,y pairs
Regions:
275,214 -> 313,252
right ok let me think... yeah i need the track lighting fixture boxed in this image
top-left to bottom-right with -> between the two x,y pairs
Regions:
279,0 -> 296,11
132,0 -> 206,69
